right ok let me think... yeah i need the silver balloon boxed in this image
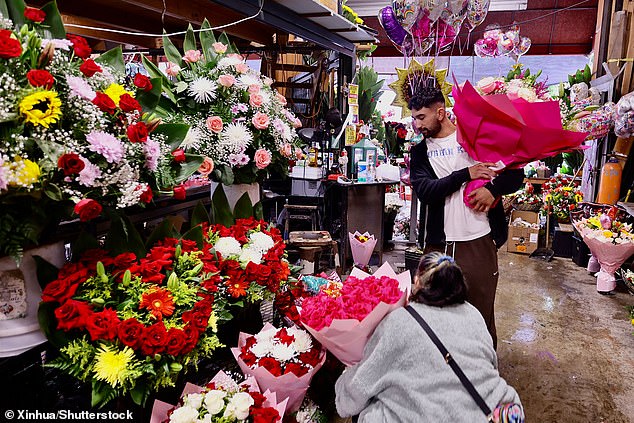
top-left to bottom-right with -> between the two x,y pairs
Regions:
392,0 -> 422,32
466,0 -> 491,31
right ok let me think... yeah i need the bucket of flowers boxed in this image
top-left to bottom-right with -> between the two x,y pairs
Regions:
511,183 -> 543,212
541,175 -> 583,223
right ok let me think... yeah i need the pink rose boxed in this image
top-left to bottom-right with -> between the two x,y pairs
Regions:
263,76 -> 273,86
235,63 -> 248,74
476,77 -> 500,94
293,118 -> 302,128
227,53 -> 242,60
252,112 -> 270,129
254,148 -> 272,169
212,42 -> 227,53
248,84 -> 261,94
280,143 -> 292,158
276,92 -> 287,106
295,147 -> 303,160
217,74 -> 236,88
250,93 -> 264,108
198,156 -> 214,177
206,115 -> 223,133
166,62 -> 181,77
183,49 -> 201,63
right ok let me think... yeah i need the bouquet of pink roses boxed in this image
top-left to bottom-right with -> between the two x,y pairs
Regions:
231,323 -> 326,413
299,263 -> 410,366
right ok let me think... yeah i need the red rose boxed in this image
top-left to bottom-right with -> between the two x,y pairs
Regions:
173,185 -> 186,200
240,350 -> 258,367
73,198 -> 102,222
181,323 -> 200,354
284,362 -> 309,377
166,327 -> 187,356
133,73 -> 153,91
55,299 -> 91,331
113,252 -> 137,269
245,335 -> 257,349
24,6 -> 46,23
141,321 -> 168,356
79,248 -> 113,268
250,407 -> 280,423
127,121 -> 148,143
274,328 -> 295,346
258,357 -> 283,377
119,93 -> 141,113
42,278 -> 79,304
181,309 -> 210,333
249,391 -> 267,408
298,347 -> 322,367
92,92 -> 116,114
26,69 -> 54,89
0,30 -> 22,58
67,34 -> 91,59
117,318 -> 144,349
57,152 -> 85,176
86,308 -> 120,341
139,185 -> 153,204
79,58 -> 102,77
171,148 -> 186,163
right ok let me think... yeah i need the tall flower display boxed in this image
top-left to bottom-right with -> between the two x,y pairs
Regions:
141,23 -> 301,185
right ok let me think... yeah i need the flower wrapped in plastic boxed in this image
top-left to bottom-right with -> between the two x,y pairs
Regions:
572,207 -> 634,292
348,231 -> 377,268
299,263 -> 410,366
150,370 -> 287,423
231,323 -> 326,413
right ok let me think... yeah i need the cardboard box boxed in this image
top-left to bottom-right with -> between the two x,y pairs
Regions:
507,210 -> 539,254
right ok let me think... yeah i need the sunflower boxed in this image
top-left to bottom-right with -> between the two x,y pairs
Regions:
19,90 -> 62,128
103,83 -> 133,105
226,278 -> 249,298
139,287 -> 175,319
93,345 -> 135,387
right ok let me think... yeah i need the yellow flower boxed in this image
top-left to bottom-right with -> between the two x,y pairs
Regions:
19,90 -> 62,128
208,310 -> 218,332
8,156 -> 40,187
602,230 -> 613,238
103,83 -> 133,106
93,344 -> 135,387
355,17 -> 364,24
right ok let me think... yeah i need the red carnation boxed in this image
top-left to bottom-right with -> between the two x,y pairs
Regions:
0,29 -> 22,58
139,185 -> 153,204
133,73 -> 153,91
284,362 -> 309,377
258,357 -> 283,377
117,318 -> 144,349
73,198 -> 102,222
250,407 -> 280,423
42,278 -> 79,304
54,299 -> 91,331
140,321 -> 168,356
166,327 -> 187,356
24,6 -> 46,23
171,148 -> 186,163
127,121 -> 148,143
79,58 -> 102,77
92,92 -> 116,114
67,34 -> 91,59
57,153 -> 85,176
86,308 -> 120,341
119,93 -> 141,113
26,69 -> 54,89
173,185 -> 186,200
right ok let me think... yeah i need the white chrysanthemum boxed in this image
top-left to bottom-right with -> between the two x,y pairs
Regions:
204,390 -> 227,415
271,342 -> 296,362
220,122 -> 253,151
249,232 -> 274,253
239,246 -> 262,265
214,237 -> 241,258
288,328 -> 313,353
188,77 -> 217,103
180,126 -> 203,150
238,73 -> 262,88
218,56 -> 243,68
255,327 -> 277,343
168,405 -> 199,423
184,392 -> 204,411
250,339 -> 273,358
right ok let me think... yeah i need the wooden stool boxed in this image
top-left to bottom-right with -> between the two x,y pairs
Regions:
284,204 -> 319,236
287,231 -> 340,274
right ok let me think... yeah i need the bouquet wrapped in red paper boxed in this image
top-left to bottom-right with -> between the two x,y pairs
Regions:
348,231 -> 377,268
231,323 -> 326,413
150,370 -> 287,423
299,263 -> 410,366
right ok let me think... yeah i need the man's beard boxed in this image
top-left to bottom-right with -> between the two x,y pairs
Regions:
422,120 -> 442,138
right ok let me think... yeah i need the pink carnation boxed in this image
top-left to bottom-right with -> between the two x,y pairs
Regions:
252,112 -> 270,130
254,148 -> 271,169
218,74 -> 236,88
212,42 -> 227,53
183,49 -> 201,63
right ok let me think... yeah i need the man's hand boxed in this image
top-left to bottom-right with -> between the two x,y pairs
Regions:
468,187 -> 496,212
468,162 -> 497,180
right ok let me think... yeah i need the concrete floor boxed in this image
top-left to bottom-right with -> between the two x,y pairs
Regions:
334,248 -> 634,422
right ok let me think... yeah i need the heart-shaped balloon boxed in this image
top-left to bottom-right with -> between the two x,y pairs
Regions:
510,36 -> 531,62
466,0 -> 491,32
392,0 -> 422,32
436,18 -> 458,50
449,0 -> 468,14
379,6 -> 410,48
421,0 -> 446,23
411,10 -> 432,39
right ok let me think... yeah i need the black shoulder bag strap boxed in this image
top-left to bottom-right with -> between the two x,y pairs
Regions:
405,305 -> 493,421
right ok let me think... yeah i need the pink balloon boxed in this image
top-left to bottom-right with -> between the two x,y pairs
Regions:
410,11 -> 432,39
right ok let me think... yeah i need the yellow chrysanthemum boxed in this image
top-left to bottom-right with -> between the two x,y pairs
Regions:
103,83 -> 133,106
93,345 -> 135,387
19,90 -> 62,128
8,156 -> 40,187
603,230 -> 614,238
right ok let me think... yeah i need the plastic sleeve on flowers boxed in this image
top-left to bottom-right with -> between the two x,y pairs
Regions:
484,168 -> 524,198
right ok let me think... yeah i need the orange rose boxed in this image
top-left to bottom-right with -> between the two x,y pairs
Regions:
205,116 -> 223,133
198,157 -> 214,177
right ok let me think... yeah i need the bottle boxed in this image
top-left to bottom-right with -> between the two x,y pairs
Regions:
308,142 -> 318,167
596,156 -> 622,205
357,161 -> 367,183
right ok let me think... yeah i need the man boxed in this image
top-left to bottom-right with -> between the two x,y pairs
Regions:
409,85 -> 524,348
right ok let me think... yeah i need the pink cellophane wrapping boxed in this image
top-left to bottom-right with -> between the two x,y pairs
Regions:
573,223 -> 634,292
348,232 -> 377,267
300,262 -> 411,366
149,370 -> 288,423
231,323 -> 326,413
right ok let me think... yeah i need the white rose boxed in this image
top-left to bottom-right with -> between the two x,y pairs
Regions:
223,392 -> 254,420
271,342 -> 296,362
249,232 -> 275,253
240,246 -> 262,265
250,339 -> 273,358
169,405 -> 199,423
184,393 -> 205,411
204,390 -> 227,415
214,237 -> 242,258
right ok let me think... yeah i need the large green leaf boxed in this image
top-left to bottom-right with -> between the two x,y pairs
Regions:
137,77 -> 163,113
105,212 -> 146,259
183,24 -> 196,53
153,123 -> 190,151
173,154 -> 204,184
95,46 -> 125,74
253,201 -> 264,220
41,1 -> 65,39
71,230 -> 99,259
33,255 -> 59,289
211,185 -> 233,227
199,19 -> 217,62
191,200 -> 210,228
6,0 -> 25,28
145,219 -> 178,249
162,31 -> 183,66
141,54 -> 169,85
220,166 -> 235,186
233,192 -> 254,219
181,225 -> 203,249
38,301 -> 70,348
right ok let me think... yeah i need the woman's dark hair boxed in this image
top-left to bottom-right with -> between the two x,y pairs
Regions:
409,252 -> 467,307
408,85 -> 445,111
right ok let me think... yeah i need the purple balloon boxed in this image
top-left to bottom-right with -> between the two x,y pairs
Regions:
379,6 -> 409,47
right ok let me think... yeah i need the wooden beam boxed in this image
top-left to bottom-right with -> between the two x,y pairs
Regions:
621,0 -> 634,93
62,14 -> 161,49
607,11 -> 628,82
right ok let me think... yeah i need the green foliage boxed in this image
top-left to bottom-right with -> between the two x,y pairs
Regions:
40,1 -> 66,39
136,77 -> 163,113
355,66 -> 384,124
162,31 -> 183,66
104,211 -> 147,259
95,46 -> 125,74
190,201 -> 210,228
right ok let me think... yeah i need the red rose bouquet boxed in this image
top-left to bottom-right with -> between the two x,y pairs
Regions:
150,370 -> 286,423
40,239 -> 223,407
300,263 -> 410,366
231,324 -> 326,413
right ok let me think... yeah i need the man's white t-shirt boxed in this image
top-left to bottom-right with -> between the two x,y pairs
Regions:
426,132 -> 490,242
